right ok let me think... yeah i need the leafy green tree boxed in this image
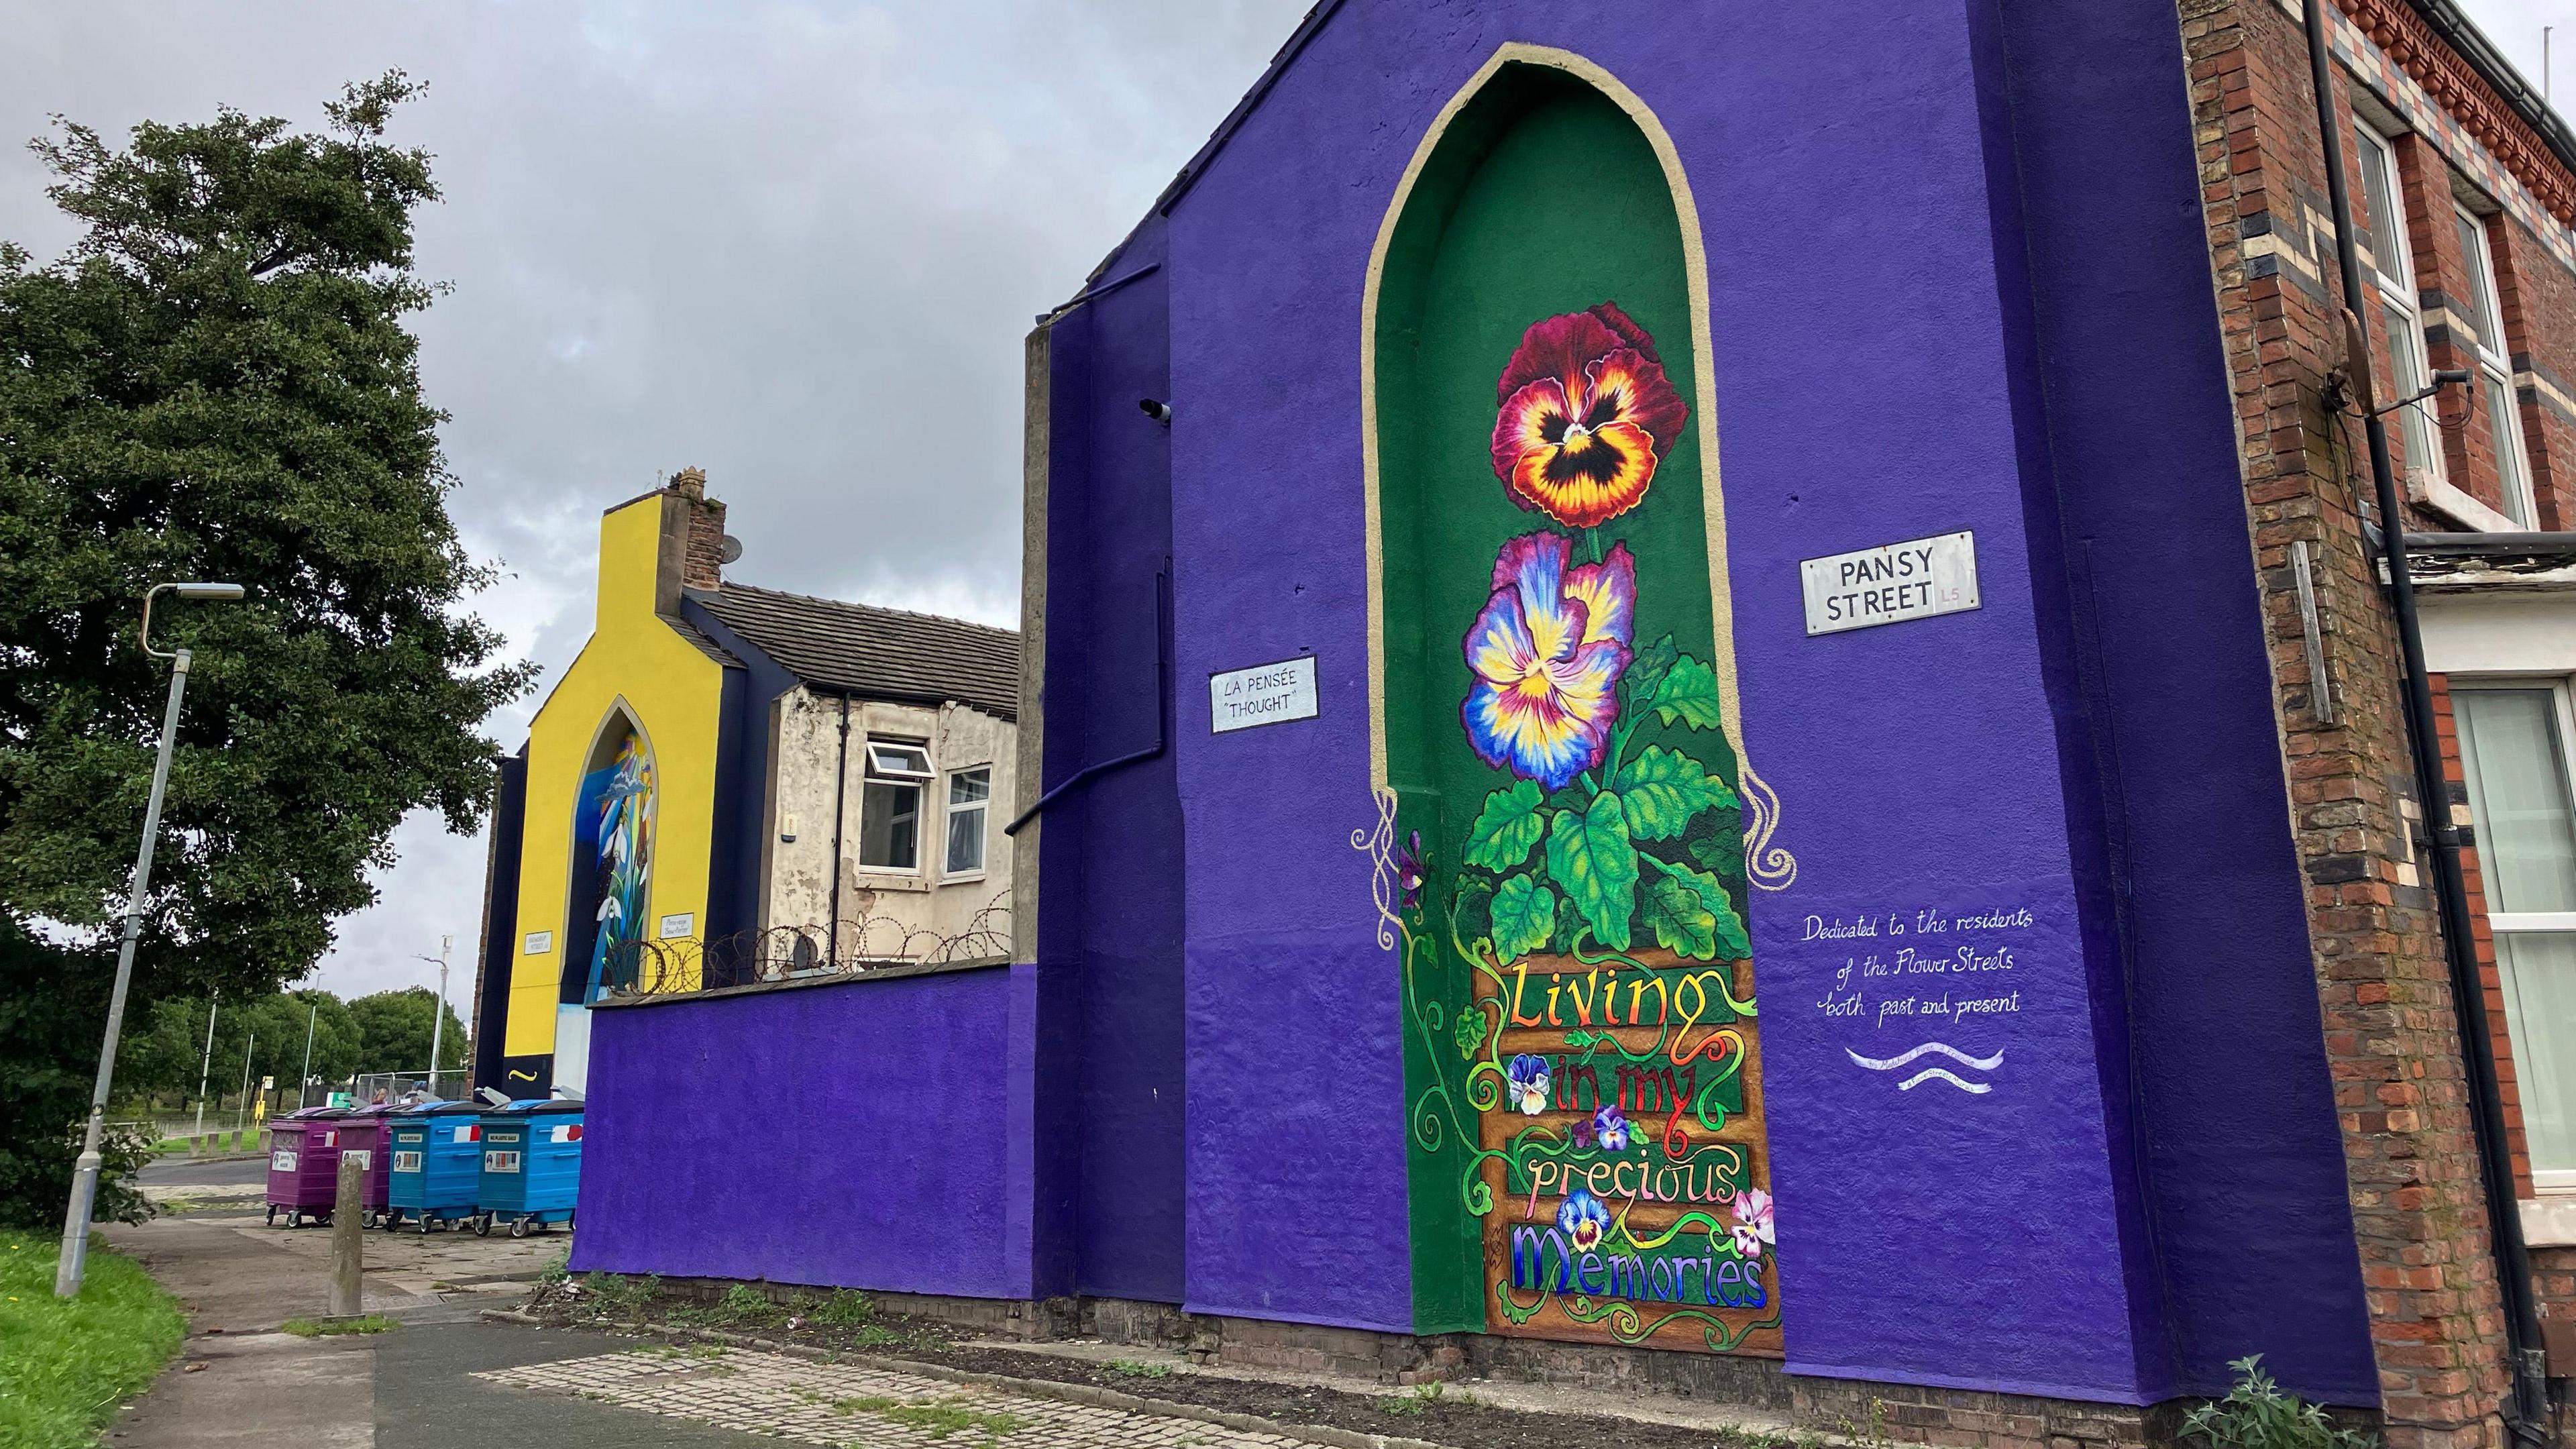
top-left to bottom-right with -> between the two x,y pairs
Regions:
347,987 -> 468,1082
0,76 -> 531,1226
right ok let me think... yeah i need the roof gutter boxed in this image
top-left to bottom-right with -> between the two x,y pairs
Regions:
2402,0 -> 2576,184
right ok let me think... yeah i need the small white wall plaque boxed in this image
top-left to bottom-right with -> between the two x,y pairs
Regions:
523,930 -> 554,955
1801,531 -> 1980,636
657,912 -> 696,940
1210,655 -> 1320,734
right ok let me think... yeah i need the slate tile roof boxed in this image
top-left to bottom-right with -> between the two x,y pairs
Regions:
687,584 -> 1020,720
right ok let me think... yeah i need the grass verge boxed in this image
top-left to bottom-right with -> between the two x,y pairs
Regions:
0,1230 -> 186,1449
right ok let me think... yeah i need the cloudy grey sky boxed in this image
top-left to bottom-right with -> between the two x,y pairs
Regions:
1,0 -> 2567,1004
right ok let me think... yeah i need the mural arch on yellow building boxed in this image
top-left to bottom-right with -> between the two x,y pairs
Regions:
566,698 -> 658,1004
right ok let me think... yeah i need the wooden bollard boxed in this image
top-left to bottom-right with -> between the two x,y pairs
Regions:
329,1150 -> 364,1318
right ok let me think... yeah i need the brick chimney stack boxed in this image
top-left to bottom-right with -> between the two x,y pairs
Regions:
667,466 -> 729,590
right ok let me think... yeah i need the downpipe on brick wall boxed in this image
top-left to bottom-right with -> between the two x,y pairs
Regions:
2302,1 -> 2552,1438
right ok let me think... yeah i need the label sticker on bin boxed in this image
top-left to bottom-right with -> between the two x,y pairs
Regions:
343,1150 -> 370,1170
392,1150 -> 423,1172
485,1149 -> 522,1173
453,1124 -> 479,1143
549,1124 -> 582,1144
271,1150 -> 297,1172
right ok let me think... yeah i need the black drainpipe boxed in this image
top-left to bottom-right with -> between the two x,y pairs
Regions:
2302,4 -> 2550,1437
828,691 -> 851,963
1005,568 -> 1171,838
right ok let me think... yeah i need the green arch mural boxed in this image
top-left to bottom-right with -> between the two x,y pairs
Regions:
1364,50 -> 1780,1354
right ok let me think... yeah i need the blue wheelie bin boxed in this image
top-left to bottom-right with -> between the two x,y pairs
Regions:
474,1099 -> 583,1238
385,1100 -> 482,1233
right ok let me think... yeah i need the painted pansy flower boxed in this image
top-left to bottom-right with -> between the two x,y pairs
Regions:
1395,830 -> 1428,914
1730,1187 -> 1776,1263
1591,1104 -> 1630,1153
1507,1053 -> 1552,1116
1462,532 -> 1636,792
1557,1188 -> 1610,1254
1490,303 -> 1688,529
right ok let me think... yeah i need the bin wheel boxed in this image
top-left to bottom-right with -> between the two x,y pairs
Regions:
473,1214 -> 492,1237
361,1210 -> 378,1230
509,1216 -> 529,1239
417,1215 -> 431,1234
265,1205 -> 276,1227
286,1210 -> 303,1230
536,1220 -> 553,1234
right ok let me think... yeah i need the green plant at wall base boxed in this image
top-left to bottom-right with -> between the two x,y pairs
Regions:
0,1233 -> 185,1449
279,1315 -> 396,1338
2182,1357 -> 2377,1449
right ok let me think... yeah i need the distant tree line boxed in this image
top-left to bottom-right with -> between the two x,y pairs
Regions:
118,986 -> 469,1111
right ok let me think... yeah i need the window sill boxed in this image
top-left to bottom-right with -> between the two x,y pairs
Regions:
2407,470 -> 2524,534
941,872 -> 989,887
849,870 -> 931,894
2520,1195 -> 2576,1247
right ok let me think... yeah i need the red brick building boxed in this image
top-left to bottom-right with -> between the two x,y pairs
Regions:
2193,0 -> 2576,1443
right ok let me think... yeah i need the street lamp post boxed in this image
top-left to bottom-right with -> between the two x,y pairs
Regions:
55,582 -> 246,1299
416,935 -> 452,1095
191,989 -> 219,1141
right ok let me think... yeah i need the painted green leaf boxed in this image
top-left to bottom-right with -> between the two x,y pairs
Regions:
1643,855 -> 1751,961
1690,814 -> 1746,883
1643,870 -> 1719,959
1453,1008 -> 1489,1061
1613,745 -> 1739,841
1489,873 -> 1558,966
1547,792 -> 1638,952
1625,633 -> 1679,704
1464,780 -> 1549,872
1651,655 -> 1726,731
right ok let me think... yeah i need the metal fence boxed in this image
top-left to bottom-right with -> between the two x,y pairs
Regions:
351,1069 -> 471,1106
602,893 -> 1012,999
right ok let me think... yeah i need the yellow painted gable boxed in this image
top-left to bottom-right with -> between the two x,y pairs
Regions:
503,494 -> 727,1059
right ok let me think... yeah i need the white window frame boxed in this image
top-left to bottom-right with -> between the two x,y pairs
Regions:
2456,680 -> 2576,1190
2450,203 -> 2540,529
857,737 -> 934,873
2355,123 -> 2447,489
943,765 -> 992,881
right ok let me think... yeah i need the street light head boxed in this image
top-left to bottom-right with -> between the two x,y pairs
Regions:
141,582 -> 248,657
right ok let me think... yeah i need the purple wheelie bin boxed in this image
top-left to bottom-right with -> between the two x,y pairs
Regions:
340,1102 -> 405,1228
264,1106 -> 348,1229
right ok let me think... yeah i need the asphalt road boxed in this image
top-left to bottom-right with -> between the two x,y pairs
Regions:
138,1155 -> 268,1191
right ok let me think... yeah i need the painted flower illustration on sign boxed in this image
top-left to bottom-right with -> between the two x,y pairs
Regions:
1557,1188 -> 1610,1254
1462,532 -> 1636,792
1591,1104 -> 1630,1153
1507,1053 -> 1552,1116
1490,303 -> 1688,529
1730,1187 -> 1776,1263
1396,830 -> 1429,914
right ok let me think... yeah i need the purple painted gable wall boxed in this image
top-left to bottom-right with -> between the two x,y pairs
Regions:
570,967 -> 1029,1299
1140,0 -> 2367,1407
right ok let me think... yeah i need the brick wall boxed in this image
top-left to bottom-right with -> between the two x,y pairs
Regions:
2490,213 -> 2576,530
2187,0 -> 2576,1441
